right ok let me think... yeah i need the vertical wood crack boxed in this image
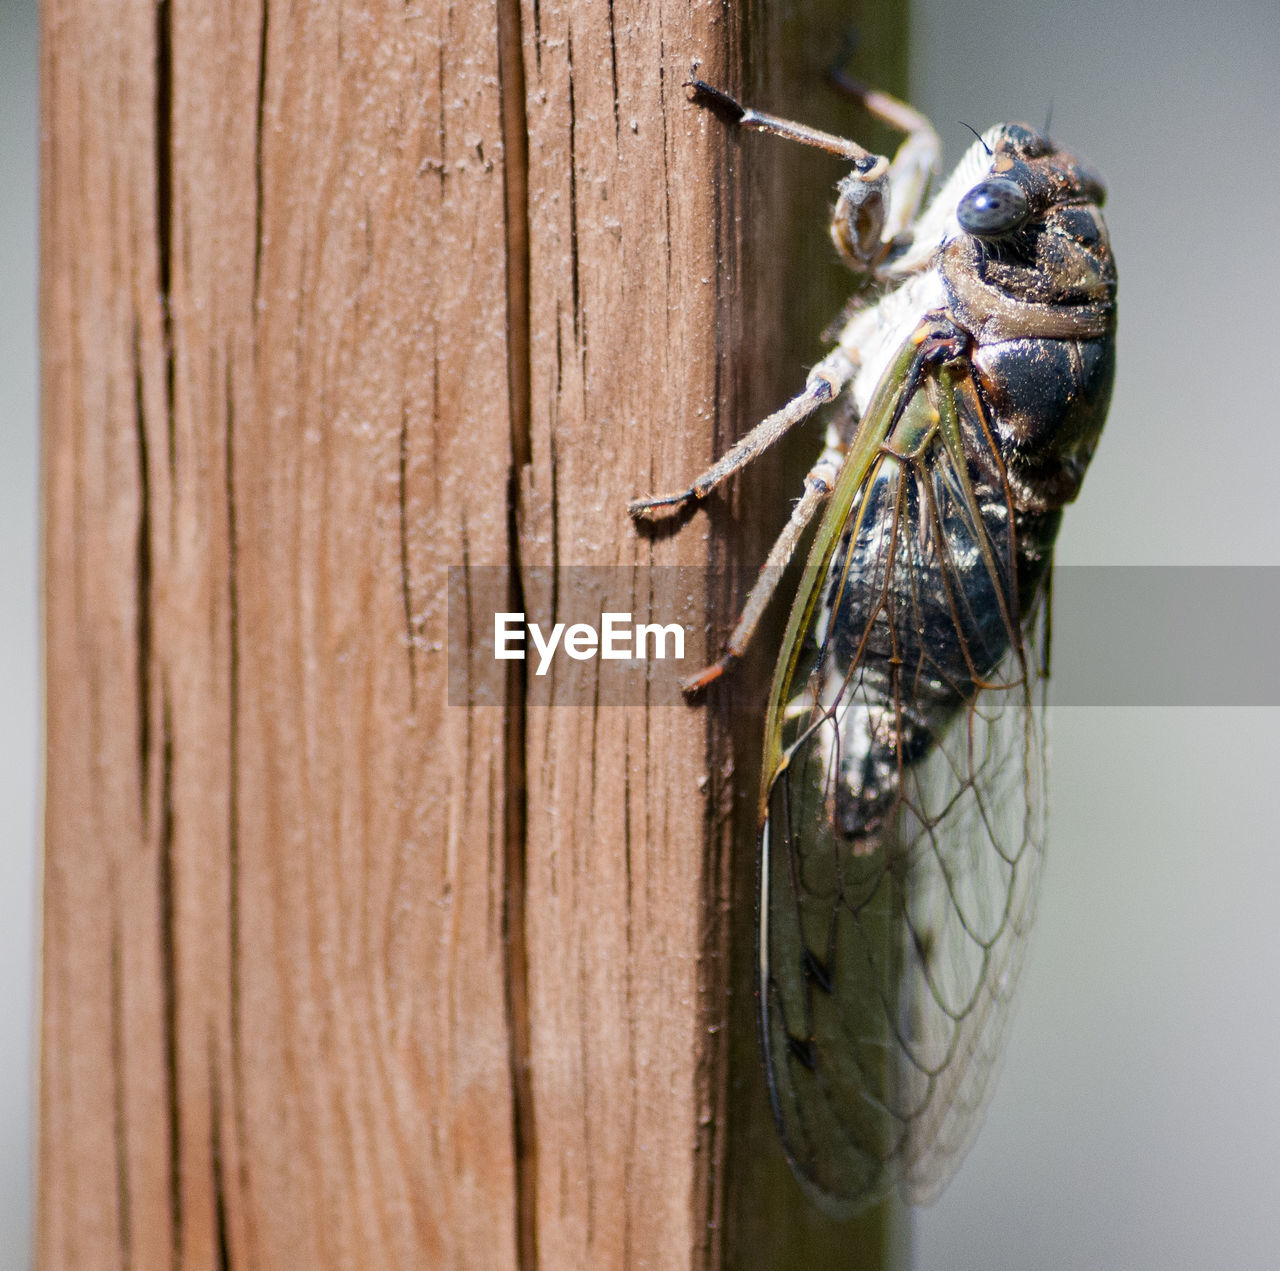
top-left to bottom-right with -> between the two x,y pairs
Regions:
208,1031 -> 232,1271
398,401 -> 418,708
109,880 -> 134,1271
223,350 -> 248,1262
153,0 -> 176,476
252,0 -> 271,313
496,0 -> 537,1266
158,694 -> 182,1265
132,319 -> 152,822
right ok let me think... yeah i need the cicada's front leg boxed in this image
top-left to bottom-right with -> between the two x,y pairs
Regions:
685,77 -> 939,276
685,79 -> 890,271
824,70 -> 940,265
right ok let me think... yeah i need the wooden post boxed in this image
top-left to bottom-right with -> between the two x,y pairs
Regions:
39,1 -> 906,1268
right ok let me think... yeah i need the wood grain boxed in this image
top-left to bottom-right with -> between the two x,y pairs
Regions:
515,6 -> 751,1267
42,0 -> 522,1265
39,0 -> 906,1266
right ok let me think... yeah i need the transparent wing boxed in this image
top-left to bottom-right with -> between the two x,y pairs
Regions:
758,338 -> 1050,1216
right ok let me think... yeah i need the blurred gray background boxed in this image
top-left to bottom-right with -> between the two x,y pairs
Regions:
909,2 -> 1280,1268
4,0 -> 1279,1267
2,0 -> 39,1266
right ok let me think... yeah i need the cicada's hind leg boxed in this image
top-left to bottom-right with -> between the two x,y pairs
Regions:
680,450 -> 842,694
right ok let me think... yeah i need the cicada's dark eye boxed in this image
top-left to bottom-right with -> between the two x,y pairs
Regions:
957,177 -> 1029,238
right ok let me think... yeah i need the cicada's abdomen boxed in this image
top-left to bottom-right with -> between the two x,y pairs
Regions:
817,448 -> 1029,844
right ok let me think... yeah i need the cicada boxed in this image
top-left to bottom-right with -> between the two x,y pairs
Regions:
630,78 -> 1116,1214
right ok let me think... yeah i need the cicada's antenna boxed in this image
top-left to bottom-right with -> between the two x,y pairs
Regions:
958,121 -> 992,156
1044,98 -> 1055,137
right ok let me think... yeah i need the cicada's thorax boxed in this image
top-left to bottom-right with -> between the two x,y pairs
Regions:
821,124 -> 1116,842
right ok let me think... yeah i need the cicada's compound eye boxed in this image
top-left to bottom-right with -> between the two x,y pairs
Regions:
957,177 -> 1029,239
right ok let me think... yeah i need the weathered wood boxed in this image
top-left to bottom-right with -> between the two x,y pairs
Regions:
41,0 -> 522,1266
40,0 -> 906,1267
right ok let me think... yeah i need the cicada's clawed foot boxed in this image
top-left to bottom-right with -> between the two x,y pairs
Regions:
679,654 -> 735,698
627,489 -> 697,521
685,78 -> 748,125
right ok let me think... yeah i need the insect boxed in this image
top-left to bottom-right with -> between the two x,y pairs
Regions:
630,77 -> 1116,1214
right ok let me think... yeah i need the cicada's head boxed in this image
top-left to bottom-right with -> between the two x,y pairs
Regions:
940,123 -> 1117,344
955,123 -> 1107,240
